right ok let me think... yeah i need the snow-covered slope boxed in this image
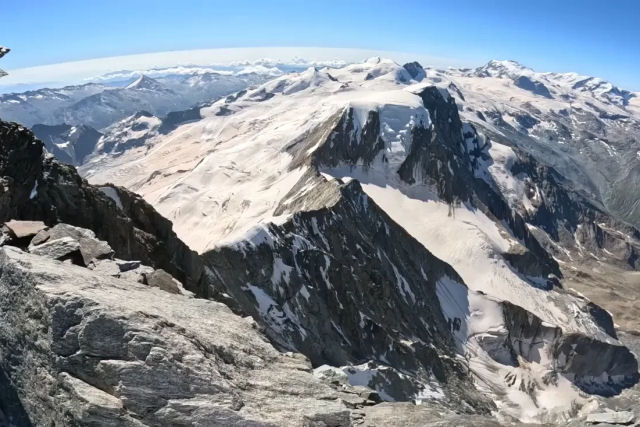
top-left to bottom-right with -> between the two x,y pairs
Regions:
81,58 -> 640,423
82,58 -> 424,250
423,60 -> 640,229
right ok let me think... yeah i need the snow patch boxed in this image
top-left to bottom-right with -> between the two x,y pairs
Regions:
98,186 -> 123,209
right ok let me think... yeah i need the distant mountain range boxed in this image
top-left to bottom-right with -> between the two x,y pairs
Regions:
0,66 -> 282,129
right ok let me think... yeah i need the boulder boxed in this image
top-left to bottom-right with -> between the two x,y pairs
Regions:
4,220 -> 47,239
144,269 -> 182,294
88,258 -> 155,284
31,223 -> 114,265
88,259 -> 122,277
28,237 -> 81,261
120,264 -> 154,284
0,226 -> 13,246
586,410 -> 635,424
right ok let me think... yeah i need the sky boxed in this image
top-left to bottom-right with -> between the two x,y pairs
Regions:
1,0 -> 639,90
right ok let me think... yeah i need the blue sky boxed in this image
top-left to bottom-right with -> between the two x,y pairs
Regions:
2,0 -> 639,89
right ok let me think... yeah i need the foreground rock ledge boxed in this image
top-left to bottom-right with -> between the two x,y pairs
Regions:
0,246 -> 356,426
0,246 -> 503,426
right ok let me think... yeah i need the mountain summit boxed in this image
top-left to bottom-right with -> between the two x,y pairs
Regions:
125,74 -> 166,91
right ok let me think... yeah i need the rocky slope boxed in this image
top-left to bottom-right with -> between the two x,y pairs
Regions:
79,58 -> 640,423
0,229 -> 358,426
0,120 -> 205,292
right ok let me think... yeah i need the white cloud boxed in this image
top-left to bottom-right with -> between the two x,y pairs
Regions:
0,47 -> 471,92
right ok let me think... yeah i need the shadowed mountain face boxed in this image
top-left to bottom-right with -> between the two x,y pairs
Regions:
31,123 -> 102,165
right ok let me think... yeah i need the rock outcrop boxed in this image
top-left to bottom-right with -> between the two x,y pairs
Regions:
0,120 -> 206,294
205,179 -> 495,412
0,246 -> 359,426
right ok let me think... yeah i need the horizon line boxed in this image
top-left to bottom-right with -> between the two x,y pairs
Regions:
0,46 -> 637,94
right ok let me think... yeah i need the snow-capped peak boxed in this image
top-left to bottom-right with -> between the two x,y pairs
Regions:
544,73 -> 636,106
474,59 -> 533,78
126,74 -> 165,91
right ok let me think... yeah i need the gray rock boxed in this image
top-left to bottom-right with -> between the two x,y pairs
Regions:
4,220 -> 47,239
360,402 -> 502,426
31,223 -> 114,265
0,226 -> 13,246
586,410 -> 635,424
302,411 -> 351,427
120,264 -> 155,284
88,259 -> 122,276
28,236 -> 80,260
88,257 -> 156,284
144,268 -> 181,294
0,247 -> 364,426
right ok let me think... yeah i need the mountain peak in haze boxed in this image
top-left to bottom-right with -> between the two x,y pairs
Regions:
475,59 -> 532,78
126,74 -> 164,91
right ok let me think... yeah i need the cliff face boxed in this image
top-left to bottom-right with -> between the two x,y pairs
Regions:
0,121 -> 206,293
205,178 -> 495,412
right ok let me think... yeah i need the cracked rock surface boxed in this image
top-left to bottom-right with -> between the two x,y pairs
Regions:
0,246 -> 360,426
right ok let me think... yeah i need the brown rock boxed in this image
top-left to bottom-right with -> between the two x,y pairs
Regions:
4,220 -> 47,239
